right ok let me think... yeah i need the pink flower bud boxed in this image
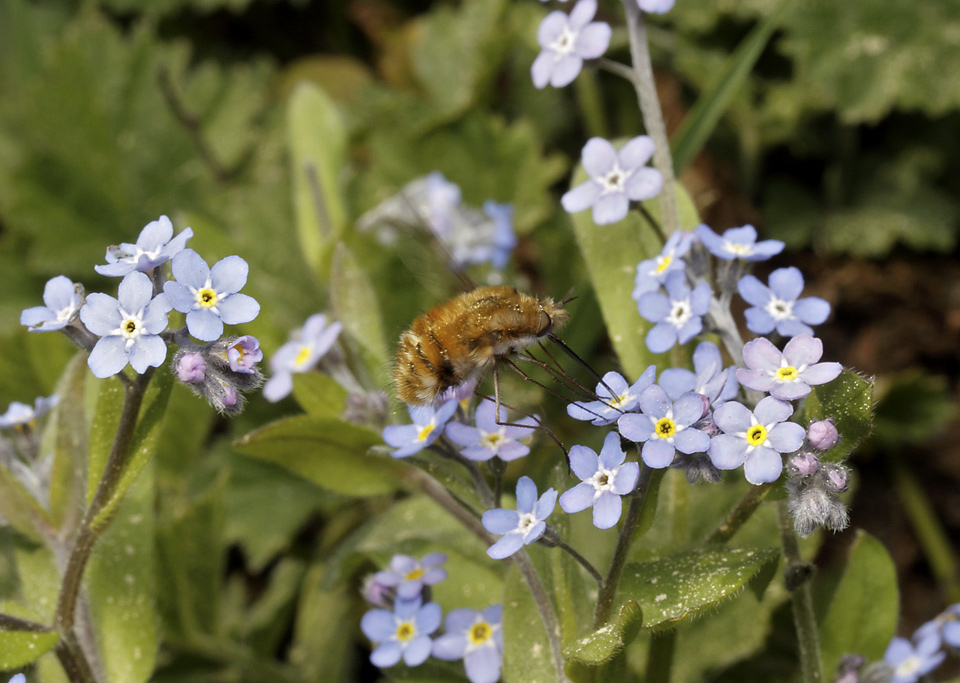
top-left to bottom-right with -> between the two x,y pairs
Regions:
807,419 -> 839,451
176,353 -> 206,383
789,452 -> 820,478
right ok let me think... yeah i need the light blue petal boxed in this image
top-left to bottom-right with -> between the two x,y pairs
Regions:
708,434 -> 748,470
677,316 -> 703,344
744,307 -> 776,335
445,422 -> 480,447
568,0 -> 598,28
575,22 -> 611,59
218,293 -> 260,325
79,293 -> 122,336
433,633 -> 468,660
642,440 -> 675,468
559,483 -> 596,514
482,509 -> 520,535
550,54 -> 584,88
515,476 -> 538,513
262,371 -> 293,402
464,642 -> 503,683
618,136 -> 655,169
582,138 -> 617,177
136,215 -> 174,249
737,275 -> 770,307
742,337 -> 782,371
743,447 -> 783,484
624,167 -> 663,201
767,421 -> 805,453
611,461 -> 639,494
403,635 -> 433,666
162,281 -> 195,313
361,609 -> 396,641
487,532 -> 525,559
793,297 -> 830,326
783,334 -> 823,367
799,362 -> 842,386
370,641 -> 402,668
591,193 -> 629,225
186,308 -> 224,342
43,275 -> 79,310
768,267 -> 804,300
638,384 -> 670,418
658,368 -> 695,400
592,492 -> 622,529
128,335 -> 167,374
534,488 -> 558,519
88,336 -> 130,379
645,323 -> 677,353
21,306 -> 54,329
618,413 -> 653,442
673,392 -> 705,425
598,431 -> 626,469
537,11 -> 568,46
714,401 -> 752,433
210,255 -> 249,294
674,428 -> 710,454
171,249 -> 210,288
568,445 -> 598,480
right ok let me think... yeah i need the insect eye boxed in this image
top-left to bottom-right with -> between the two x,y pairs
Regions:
536,310 -> 553,337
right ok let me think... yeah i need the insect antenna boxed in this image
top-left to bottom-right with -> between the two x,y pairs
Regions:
490,363 -> 570,463
545,333 -> 617,395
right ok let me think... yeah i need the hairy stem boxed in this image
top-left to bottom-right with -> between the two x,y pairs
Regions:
55,368 -> 153,660
645,630 -> 677,683
704,481 -> 773,546
551,535 -> 603,586
621,0 -> 680,236
56,634 -> 98,683
594,464 -> 655,627
778,499 -> 823,683
400,467 -> 496,546
514,549 -> 570,683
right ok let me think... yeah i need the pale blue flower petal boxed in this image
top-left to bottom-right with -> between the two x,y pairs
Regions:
186,308 -> 224,342
592,193 -> 629,225
487,532 -> 525,559
561,180 -> 602,213
217,293 -> 260,325
642,440 -> 675,468
88,336 -> 130,379
210,255 -> 249,294
743,447 -> 783,484
592,491 -> 622,528
568,445 -> 599,480
559,482 -> 596,513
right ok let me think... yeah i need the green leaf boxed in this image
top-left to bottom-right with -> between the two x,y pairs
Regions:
86,460 -> 159,683
292,373 -> 348,418
49,353 -> 88,532
818,531 -> 898,675
330,242 -> 389,379
502,564 -> 559,683
0,461 -> 54,543
568,169 -> 699,380
286,82 -> 348,274
0,602 -> 59,670
233,414 -> 402,496
671,0 -> 790,173
288,562 -> 357,683
91,370 -> 173,529
802,369 -> 874,462
567,548 -> 779,666
872,370 -> 958,447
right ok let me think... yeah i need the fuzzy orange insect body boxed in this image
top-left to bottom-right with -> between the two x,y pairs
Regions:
394,286 -> 570,405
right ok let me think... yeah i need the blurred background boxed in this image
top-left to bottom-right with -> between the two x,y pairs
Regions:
1,0 -> 959,680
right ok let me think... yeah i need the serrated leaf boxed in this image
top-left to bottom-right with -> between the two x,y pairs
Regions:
568,170 -> 699,380
86,461 -> 158,683
287,82 -> 348,274
330,243 -> 389,378
802,369 -> 874,462
818,531 -> 898,676
292,373 -> 349,418
671,0 -> 790,173
90,370 -> 173,529
0,601 -> 59,670
234,414 -> 402,496
502,564 -> 559,683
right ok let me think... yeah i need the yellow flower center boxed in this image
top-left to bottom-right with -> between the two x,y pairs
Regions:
395,622 -> 415,642
196,287 -> 218,308
470,622 -> 492,645
418,423 -> 435,442
776,366 -> 799,382
656,255 -> 673,273
655,418 -> 676,439
482,433 -> 504,448
295,345 -> 312,366
405,568 -> 425,581
746,424 -> 767,446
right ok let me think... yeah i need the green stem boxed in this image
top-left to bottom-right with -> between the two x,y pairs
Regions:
890,456 -> 960,602
400,467 -> 496,546
777,500 -> 823,683
574,69 -> 608,139
55,632 -> 98,683
594,465 -> 655,627
704,482 -> 773,546
645,630 -> 677,683
514,549 -> 570,683
621,0 -> 680,236
551,536 -> 603,586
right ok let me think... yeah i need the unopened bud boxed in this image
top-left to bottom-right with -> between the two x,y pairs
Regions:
808,419 -> 839,451
176,353 -> 206,383
226,335 -> 263,374
221,384 -> 238,408
361,574 -> 394,609
789,452 -> 820,478
823,463 -> 849,493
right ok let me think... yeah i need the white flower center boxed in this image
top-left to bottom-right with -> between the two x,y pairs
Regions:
666,299 -> 692,328
895,655 -> 922,677
607,393 -> 630,410
117,312 -> 145,341
132,245 -> 163,262
517,511 -> 538,534
723,241 -> 753,257
587,466 -> 617,494
765,296 -> 794,321
549,26 -> 579,58
481,431 -> 505,449
598,163 -> 632,195
56,303 -> 78,324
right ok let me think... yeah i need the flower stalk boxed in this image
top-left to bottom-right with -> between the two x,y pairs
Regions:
777,499 -> 823,683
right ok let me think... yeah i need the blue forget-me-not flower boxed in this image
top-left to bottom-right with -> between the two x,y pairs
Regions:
559,431 -> 639,529
374,553 -> 448,601
637,0 -> 675,12
563,136 -> 663,225
481,477 -> 557,559
80,272 -> 172,378
637,271 -> 712,353
531,0 -> 611,89
567,366 -> 656,426
21,276 -> 84,332
163,249 -> 260,342
883,634 -> 946,683
738,267 -> 831,338
0,395 -> 58,430
737,335 -> 842,401
632,230 -> 694,298
657,340 -> 738,406
95,215 -> 193,277
263,313 -> 343,402
361,597 -> 442,668
382,401 -> 458,458
695,224 -> 785,262
618,385 -> 711,469
445,400 -> 537,462
709,396 -> 805,484
433,605 -> 504,683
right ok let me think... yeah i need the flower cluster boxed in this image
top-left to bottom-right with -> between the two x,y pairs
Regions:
20,217 -> 263,414
361,553 -> 503,683
357,172 -> 518,274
